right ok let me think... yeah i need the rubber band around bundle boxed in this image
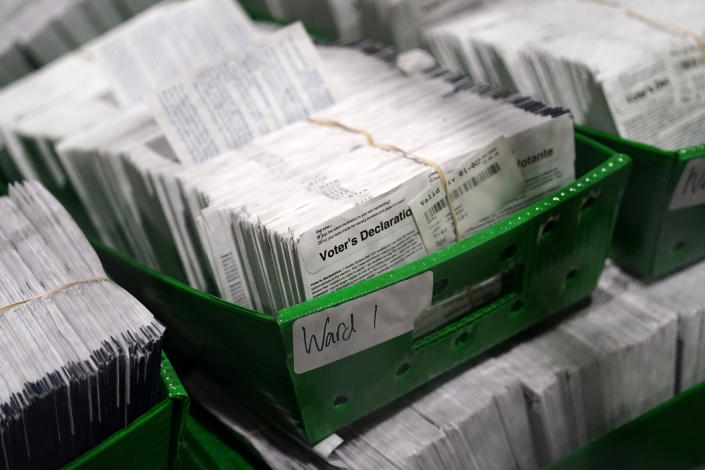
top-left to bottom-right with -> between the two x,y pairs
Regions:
0,276 -> 110,314
583,0 -> 705,60
307,117 -> 462,243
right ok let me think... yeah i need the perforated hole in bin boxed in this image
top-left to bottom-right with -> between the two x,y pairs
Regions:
581,194 -> 598,211
454,331 -> 470,348
395,362 -> 411,378
433,278 -> 449,296
674,241 -> 686,253
333,395 -> 348,409
540,219 -> 557,237
510,300 -> 524,317
500,244 -> 517,262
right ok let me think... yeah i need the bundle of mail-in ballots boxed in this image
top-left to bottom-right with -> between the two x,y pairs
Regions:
0,0 -> 575,316
0,181 -> 164,470
425,0 -> 705,150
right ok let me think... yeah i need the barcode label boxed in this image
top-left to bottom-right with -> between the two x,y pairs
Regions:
409,136 -> 525,254
450,162 -> 501,200
424,198 -> 448,223
424,162 -> 502,223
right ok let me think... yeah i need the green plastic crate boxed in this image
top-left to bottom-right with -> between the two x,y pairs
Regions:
576,125 -> 705,279
88,133 -> 630,444
546,379 -> 705,470
177,411 -> 256,470
64,354 -> 190,470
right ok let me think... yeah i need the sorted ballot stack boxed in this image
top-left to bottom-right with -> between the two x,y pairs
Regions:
0,50 -> 118,189
0,0 -> 576,316
0,0 -> 257,273
424,0 -> 705,150
184,258 -> 705,470
0,0 -> 256,184
87,0 -> 256,106
0,0 -> 163,87
236,0 -> 483,50
237,0 -> 364,42
0,181 -> 165,470
356,0 -> 481,50
159,33 -> 575,314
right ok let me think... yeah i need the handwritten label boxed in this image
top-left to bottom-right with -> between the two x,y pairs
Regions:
292,271 -> 433,374
669,157 -> 705,210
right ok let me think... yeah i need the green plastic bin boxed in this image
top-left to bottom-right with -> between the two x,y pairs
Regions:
177,410 -> 257,470
576,125 -> 705,279
64,354 -> 190,470
547,379 -> 705,470
88,133 -> 630,444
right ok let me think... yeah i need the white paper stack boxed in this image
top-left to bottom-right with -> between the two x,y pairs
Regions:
0,180 -> 165,470
12,94 -> 120,191
55,19 -> 333,289
239,0 -> 363,42
0,0 -> 258,284
599,261 -> 705,394
0,51 -> 112,184
0,0 -> 256,192
424,0 -> 705,149
53,107 -> 171,265
46,27 -> 395,288
86,0 -> 256,106
161,37 -> 574,312
357,0 -> 482,51
4,2 -> 252,294
505,288 -> 677,466
0,0 -> 163,87
408,359 -> 537,470
236,0 -> 488,51
0,11 -> 574,371
0,6 -> 575,313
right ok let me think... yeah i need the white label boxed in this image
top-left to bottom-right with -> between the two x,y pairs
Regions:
665,43 -> 705,106
669,157 -> 705,210
602,62 -> 672,124
409,137 -> 524,253
292,271 -> 433,374
147,23 -> 335,164
297,178 -> 429,299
